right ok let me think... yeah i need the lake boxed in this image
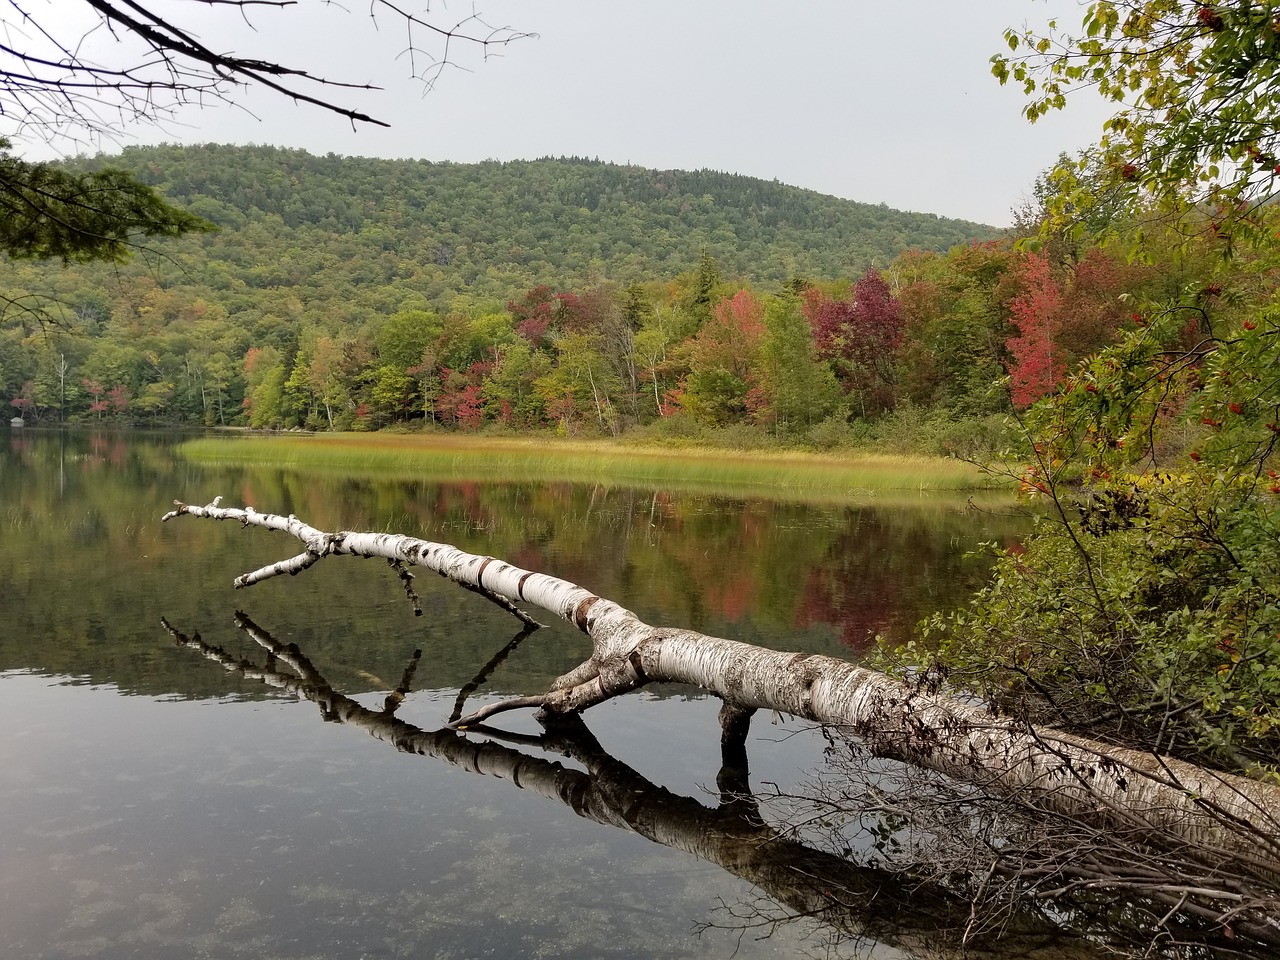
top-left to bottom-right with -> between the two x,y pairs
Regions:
1,428 -> 1039,959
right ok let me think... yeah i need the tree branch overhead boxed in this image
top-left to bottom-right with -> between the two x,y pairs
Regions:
2,0 -> 534,144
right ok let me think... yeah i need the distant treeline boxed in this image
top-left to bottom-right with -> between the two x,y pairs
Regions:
2,143 -> 1234,450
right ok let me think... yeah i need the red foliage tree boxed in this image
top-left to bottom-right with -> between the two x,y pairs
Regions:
687,290 -> 765,376
1005,252 -> 1066,408
507,286 -> 589,346
11,383 -> 35,416
454,384 -> 486,430
82,378 -> 108,418
1055,247 -> 1151,361
507,286 -> 557,347
435,361 -> 492,429
679,290 -> 766,423
107,384 -> 131,414
803,269 -> 903,415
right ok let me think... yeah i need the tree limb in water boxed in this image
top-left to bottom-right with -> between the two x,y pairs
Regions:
162,498 -> 1280,862
161,612 -> 1110,960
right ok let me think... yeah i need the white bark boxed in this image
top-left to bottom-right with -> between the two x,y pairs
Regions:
163,614 -> 1102,960
163,499 -> 1280,862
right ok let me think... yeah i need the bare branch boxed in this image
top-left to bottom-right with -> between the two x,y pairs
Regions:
448,695 -> 549,729
1,0 -> 534,143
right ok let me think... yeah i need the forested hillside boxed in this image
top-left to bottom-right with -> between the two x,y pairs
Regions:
2,142 -> 1210,445
72,144 -> 996,302
4,144 -> 1216,453
1,143 -> 1012,436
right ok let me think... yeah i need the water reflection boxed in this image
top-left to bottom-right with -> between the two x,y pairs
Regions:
1,429 -> 1030,698
0,428 -> 1046,959
160,611 -> 1103,960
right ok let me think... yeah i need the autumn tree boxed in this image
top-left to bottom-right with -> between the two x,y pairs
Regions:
1004,252 -> 1065,409
805,269 -> 904,417
510,286 -> 557,348
678,290 -> 765,425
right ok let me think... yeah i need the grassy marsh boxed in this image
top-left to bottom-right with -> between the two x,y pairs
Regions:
180,433 -> 1003,504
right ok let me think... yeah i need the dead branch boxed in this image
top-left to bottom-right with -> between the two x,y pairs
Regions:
162,499 -> 1280,865
162,612 -> 1105,960
3,0 -> 534,144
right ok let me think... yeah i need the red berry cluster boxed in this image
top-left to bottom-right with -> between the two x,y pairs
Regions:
1197,6 -> 1225,31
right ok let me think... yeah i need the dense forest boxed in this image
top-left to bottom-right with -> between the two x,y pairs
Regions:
0,143 -> 1238,454
0,144 -> 1014,440
14,143 -> 996,303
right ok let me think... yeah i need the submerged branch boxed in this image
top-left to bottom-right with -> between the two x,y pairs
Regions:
163,499 -> 1280,864
162,613 -> 1104,960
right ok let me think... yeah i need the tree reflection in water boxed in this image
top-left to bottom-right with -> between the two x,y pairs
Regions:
162,612 -> 1105,960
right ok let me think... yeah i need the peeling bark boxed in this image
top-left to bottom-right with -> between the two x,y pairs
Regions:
162,614 -> 1105,960
163,499 -> 1280,862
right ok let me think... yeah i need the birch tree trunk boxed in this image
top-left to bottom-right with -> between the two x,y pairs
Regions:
163,613 -> 1106,960
163,499 -> 1280,864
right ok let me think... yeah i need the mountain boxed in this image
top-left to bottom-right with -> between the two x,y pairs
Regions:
59,143 -> 998,310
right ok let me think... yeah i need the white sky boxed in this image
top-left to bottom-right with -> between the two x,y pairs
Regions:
10,1 -> 1111,226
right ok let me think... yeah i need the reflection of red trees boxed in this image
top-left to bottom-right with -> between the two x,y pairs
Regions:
192,479 -> 1018,661
790,521 -> 1005,654
79,434 -> 130,470
705,569 -> 759,622
430,483 -> 487,522
795,564 -> 901,654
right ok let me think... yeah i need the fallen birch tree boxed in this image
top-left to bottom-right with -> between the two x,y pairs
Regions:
162,611 -> 1107,960
162,499 -> 1280,871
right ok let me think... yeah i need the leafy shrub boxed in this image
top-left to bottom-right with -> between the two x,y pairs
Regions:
884,305 -> 1280,778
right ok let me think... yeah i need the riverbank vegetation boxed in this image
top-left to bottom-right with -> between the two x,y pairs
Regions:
881,2 -> 1280,787
1,145 -> 1183,463
180,433 -> 993,500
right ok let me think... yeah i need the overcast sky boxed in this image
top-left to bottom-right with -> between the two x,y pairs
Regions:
13,1 -> 1112,226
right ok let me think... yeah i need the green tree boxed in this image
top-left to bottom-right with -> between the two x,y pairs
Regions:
536,331 -> 622,435
993,1 -> 1280,241
757,294 -> 839,435
900,2 -> 1280,777
365,364 -> 417,425
1,138 -> 208,265
308,337 -> 360,429
243,345 -> 287,428
378,310 -> 443,369
483,340 -> 550,428
894,244 -> 1015,417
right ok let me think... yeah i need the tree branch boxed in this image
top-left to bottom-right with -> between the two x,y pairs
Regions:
164,499 -> 1280,861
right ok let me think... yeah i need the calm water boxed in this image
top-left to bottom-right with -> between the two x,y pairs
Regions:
0,429 -> 1035,959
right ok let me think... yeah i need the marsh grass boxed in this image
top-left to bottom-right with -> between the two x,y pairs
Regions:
180,434 -> 1003,504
